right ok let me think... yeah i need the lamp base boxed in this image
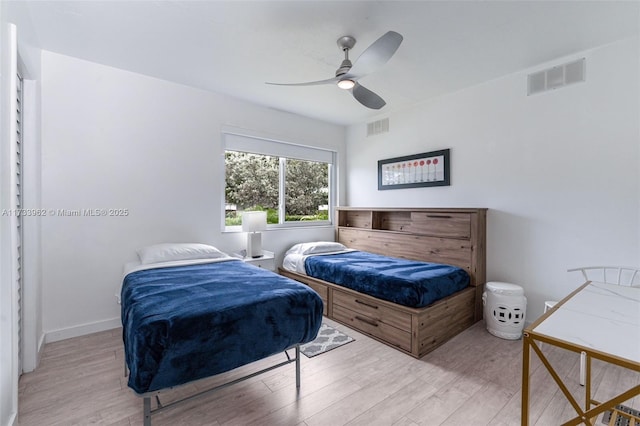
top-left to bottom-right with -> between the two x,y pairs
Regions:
246,232 -> 263,258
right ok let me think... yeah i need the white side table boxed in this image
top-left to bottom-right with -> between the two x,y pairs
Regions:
231,250 -> 275,272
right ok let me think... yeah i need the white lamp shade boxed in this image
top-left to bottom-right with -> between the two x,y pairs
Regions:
242,211 -> 267,232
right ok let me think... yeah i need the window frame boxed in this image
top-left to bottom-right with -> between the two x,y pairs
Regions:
221,130 -> 336,232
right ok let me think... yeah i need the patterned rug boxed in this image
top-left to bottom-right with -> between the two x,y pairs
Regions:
602,405 -> 640,426
300,323 -> 354,358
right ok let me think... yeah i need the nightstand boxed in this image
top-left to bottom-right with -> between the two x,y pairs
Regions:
231,250 -> 275,272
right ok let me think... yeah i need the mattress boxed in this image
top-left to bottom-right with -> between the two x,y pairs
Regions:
121,258 -> 323,394
285,250 -> 469,308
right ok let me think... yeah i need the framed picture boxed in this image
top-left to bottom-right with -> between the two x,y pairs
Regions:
378,149 -> 450,190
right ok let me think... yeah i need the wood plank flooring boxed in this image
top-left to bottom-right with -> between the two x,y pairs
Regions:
18,319 -> 640,425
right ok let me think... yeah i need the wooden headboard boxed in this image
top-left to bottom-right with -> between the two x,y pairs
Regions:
335,207 -> 487,287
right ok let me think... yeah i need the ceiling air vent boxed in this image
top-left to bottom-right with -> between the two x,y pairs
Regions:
527,58 -> 585,96
367,118 -> 389,136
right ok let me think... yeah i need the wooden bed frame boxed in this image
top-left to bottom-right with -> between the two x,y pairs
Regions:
279,207 -> 487,359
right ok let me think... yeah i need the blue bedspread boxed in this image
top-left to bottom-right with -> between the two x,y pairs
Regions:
304,251 -> 469,308
121,259 -> 323,394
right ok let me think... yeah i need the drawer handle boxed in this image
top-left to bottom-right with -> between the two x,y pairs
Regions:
426,214 -> 452,219
355,316 -> 379,327
355,299 -> 379,309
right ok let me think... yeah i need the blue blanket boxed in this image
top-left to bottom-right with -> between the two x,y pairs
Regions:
304,251 -> 469,308
121,260 -> 323,394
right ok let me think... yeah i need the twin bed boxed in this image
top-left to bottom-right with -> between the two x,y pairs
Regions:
120,243 -> 323,425
280,207 -> 487,358
121,207 -> 487,423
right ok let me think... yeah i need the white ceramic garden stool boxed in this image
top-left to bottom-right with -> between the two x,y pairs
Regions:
482,281 -> 527,340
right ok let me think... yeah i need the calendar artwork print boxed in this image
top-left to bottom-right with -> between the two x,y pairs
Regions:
378,149 -> 450,190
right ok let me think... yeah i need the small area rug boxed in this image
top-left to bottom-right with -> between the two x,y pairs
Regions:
602,404 -> 640,426
300,323 -> 354,358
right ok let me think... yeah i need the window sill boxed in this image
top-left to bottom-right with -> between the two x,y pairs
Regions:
222,223 -> 334,233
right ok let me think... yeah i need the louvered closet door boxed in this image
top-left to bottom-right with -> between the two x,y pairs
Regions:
16,72 -> 24,374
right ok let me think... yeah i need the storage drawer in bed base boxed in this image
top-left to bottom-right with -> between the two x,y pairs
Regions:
333,289 -> 411,331
332,304 -> 412,352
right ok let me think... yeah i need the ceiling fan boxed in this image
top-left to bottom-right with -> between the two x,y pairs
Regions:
266,31 -> 403,110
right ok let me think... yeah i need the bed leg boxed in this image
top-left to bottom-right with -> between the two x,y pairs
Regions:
295,345 -> 300,389
143,396 -> 151,426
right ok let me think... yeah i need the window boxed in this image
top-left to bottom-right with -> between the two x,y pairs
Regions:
223,132 -> 335,228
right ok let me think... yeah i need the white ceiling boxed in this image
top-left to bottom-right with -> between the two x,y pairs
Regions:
13,0 -> 640,125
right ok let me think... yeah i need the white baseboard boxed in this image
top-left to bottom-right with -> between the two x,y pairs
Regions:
44,317 -> 121,343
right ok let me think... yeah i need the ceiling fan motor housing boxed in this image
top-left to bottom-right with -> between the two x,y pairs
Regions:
336,36 -> 356,77
336,59 -> 353,77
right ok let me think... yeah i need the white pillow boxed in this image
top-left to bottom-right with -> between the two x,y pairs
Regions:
286,241 -> 347,256
137,243 -> 226,265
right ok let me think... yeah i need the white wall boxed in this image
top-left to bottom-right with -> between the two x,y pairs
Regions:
346,37 -> 640,321
40,51 -> 346,341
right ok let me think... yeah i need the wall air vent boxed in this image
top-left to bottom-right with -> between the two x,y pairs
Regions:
367,118 -> 389,136
527,58 -> 585,96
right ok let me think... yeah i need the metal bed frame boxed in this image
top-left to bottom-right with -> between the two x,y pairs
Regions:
126,345 -> 301,426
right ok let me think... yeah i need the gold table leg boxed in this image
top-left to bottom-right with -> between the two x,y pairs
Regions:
522,332 -> 531,426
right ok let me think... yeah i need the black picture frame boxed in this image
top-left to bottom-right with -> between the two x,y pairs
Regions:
378,149 -> 450,190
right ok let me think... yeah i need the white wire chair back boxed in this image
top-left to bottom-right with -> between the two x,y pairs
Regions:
567,266 -> 640,287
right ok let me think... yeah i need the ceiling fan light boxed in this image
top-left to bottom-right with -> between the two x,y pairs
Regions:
337,79 -> 355,90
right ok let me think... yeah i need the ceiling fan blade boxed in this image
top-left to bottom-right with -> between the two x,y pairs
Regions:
348,31 -> 403,78
265,76 -> 339,87
352,82 -> 386,110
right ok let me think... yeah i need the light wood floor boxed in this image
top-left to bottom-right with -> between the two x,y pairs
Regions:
18,318 -> 640,426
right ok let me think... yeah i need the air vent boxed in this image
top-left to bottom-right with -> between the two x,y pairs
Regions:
367,118 -> 389,136
527,58 -> 585,96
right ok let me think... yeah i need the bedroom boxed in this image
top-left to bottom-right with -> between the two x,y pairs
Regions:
1,1 -> 638,425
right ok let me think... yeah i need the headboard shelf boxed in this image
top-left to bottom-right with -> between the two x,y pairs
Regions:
338,210 -> 374,229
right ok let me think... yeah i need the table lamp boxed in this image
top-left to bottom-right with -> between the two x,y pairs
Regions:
242,211 -> 267,258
